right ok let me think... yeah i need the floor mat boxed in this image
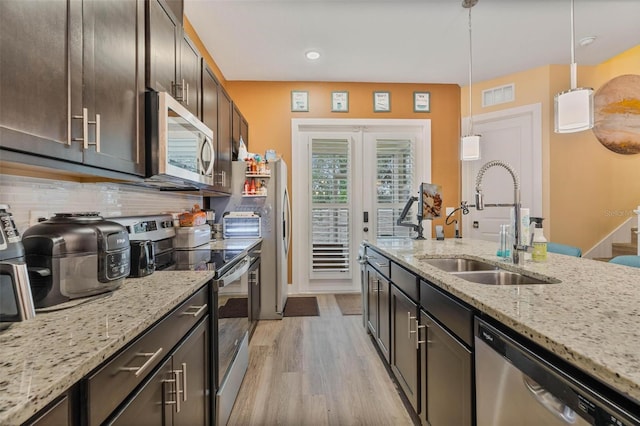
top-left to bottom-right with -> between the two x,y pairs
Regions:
283,296 -> 319,317
335,293 -> 362,315
218,297 -> 248,318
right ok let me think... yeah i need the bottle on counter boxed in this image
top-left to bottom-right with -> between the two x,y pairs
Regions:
497,224 -> 511,258
531,222 -> 547,262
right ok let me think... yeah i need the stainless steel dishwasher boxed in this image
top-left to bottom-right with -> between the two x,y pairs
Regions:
475,318 -> 640,426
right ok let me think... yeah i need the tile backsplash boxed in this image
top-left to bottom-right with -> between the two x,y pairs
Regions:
0,174 -> 208,234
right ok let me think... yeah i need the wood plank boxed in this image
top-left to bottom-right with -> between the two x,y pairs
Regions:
228,294 -> 415,426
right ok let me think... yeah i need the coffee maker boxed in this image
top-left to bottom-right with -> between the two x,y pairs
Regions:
0,205 -> 36,330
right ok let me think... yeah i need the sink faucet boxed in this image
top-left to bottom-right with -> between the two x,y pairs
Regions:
474,160 -> 527,265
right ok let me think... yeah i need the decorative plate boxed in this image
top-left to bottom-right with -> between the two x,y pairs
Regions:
593,74 -> 640,155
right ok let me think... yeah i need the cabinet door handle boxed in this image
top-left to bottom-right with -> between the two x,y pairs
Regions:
181,362 -> 188,402
166,369 -> 182,412
181,304 -> 207,317
72,107 -> 88,145
408,312 -> 417,339
86,113 -> 100,152
185,82 -> 189,105
416,319 -> 427,349
172,80 -> 184,101
120,347 -> 163,377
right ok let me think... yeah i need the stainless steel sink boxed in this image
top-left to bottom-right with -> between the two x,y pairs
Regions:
422,257 -> 499,272
420,256 -> 560,285
451,270 -> 561,285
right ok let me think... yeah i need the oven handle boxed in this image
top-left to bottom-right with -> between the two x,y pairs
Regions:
217,256 -> 251,287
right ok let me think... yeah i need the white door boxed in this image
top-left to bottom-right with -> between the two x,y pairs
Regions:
291,119 -> 430,294
461,104 -> 542,243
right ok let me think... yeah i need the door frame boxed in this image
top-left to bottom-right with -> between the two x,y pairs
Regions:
290,118 -> 431,295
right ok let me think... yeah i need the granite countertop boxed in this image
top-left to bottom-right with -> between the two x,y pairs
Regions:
365,237 -> 640,406
0,270 -> 215,425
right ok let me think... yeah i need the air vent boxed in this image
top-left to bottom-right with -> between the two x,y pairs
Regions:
482,84 -> 515,107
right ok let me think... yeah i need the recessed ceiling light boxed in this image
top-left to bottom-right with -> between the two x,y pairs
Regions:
305,50 -> 321,60
579,36 -> 596,47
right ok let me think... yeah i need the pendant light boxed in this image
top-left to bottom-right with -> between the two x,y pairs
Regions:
461,0 -> 480,161
554,0 -> 594,133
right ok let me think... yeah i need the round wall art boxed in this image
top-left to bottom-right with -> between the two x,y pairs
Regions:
593,74 -> 640,155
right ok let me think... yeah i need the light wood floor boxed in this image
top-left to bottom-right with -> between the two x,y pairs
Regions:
227,294 -> 416,426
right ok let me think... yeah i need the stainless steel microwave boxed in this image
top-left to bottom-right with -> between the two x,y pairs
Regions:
145,91 -> 216,191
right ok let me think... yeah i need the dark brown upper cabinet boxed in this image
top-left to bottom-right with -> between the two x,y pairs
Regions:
217,85 -> 233,193
232,104 -> 249,161
0,0 -> 145,177
181,35 -> 201,117
146,0 -> 199,117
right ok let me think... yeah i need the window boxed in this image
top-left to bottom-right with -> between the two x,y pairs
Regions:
310,138 -> 351,276
376,139 -> 415,238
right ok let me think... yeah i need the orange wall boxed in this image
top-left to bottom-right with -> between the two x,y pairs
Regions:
461,45 -> 640,252
225,81 -> 461,228
185,20 -> 462,239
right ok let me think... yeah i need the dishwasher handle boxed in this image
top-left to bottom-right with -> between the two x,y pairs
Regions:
523,375 -> 578,424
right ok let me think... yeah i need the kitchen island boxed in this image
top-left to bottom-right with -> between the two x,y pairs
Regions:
365,237 -> 640,408
0,270 -> 215,425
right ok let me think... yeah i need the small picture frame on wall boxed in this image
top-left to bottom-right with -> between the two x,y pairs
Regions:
331,91 -> 349,112
373,91 -> 391,112
291,90 -> 309,112
413,91 -> 430,113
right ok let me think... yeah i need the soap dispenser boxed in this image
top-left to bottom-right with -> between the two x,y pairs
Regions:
530,217 -> 547,262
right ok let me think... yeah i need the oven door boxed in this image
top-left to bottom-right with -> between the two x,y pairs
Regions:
216,256 -> 250,387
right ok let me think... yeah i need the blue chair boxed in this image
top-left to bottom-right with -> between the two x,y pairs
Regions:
547,242 -> 582,257
609,255 -> 640,268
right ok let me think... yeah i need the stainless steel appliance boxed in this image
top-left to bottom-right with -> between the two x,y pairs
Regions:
110,214 -> 176,271
212,242 -> 261,426
0,205 -> 35,329
209,159 -> 290,319
174,224 -> 212,270
144,91 -> 222,193
22,212 -> 130,308
128,240 -> 155,278
475,318 -> 640,426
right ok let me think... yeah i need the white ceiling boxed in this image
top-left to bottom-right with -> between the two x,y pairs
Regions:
185,0 -> 640,86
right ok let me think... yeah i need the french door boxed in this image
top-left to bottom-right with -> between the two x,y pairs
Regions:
292,119 -> 431,294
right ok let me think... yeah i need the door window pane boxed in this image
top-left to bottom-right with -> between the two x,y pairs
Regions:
376,139 -> 415,238
310,139 -> 350,275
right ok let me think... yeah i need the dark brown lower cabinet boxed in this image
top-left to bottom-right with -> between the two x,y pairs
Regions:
390,285 -> 419,411
109,318 -> 209,426
420,310 -> 472,426
366,265 -> 390,361
27,394 -> 71,426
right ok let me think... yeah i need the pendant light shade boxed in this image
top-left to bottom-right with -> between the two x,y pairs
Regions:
461,0 -> 480,161
461,135 -> 481,160
554,87 -> 594,133
554,0 -> 594,133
